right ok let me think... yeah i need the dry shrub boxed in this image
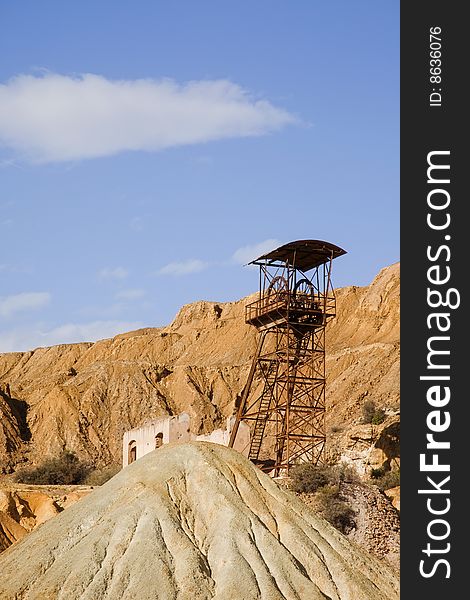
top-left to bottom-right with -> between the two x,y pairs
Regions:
370,468 -> 400,491
14,451 -> 120,486
362,400 -> 386,425
290,463 -> 357,534
14,450 -> 91,485
290,464 -> 333,494
291,462 -> 359,494
84,465 -> 120,486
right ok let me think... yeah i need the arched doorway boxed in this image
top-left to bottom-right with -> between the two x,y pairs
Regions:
128,440 -> 137,463
155,432 -> 163,449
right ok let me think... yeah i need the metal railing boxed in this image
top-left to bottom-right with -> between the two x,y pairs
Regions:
245,292 -> 336,324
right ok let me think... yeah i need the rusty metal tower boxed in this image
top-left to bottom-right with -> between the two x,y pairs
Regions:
229,240 -> 346,475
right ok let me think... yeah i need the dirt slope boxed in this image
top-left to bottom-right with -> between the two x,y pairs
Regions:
0,484 -> 93,552
0,442 -> 399,600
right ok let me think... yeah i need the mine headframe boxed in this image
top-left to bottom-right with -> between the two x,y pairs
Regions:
229,239 -> 346,476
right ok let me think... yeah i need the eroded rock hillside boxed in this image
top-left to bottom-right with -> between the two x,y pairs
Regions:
0,263 -> 399,473
0,484 -> 93,552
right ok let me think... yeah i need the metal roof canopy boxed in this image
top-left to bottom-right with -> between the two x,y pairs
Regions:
249,239 -> 346,272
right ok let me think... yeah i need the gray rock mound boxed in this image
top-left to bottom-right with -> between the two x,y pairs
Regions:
0,442 -> 399,599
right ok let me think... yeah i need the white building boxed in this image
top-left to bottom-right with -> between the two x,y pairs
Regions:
122,413 -> 250,466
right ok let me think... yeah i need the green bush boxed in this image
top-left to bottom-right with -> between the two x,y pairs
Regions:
15,450 -> 92,485
371,468 -> 400,491
370,466 -> 386,479
371,409 -> 386,425
362,400 -> 386,425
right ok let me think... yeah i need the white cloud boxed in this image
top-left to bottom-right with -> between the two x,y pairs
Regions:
0,72 -> 297,163
0,158 -> 23,169
232,239 -> 281,265
158,259 -> 208,276
98,267 -> 128,280
0,292 -> 50,318
0,320 -> 144,353
115,288 -> 146,300
0,263 -> 30,274
43,321 -> 143,345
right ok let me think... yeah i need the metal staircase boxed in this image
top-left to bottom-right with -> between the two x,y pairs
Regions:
248,361 -> 277,460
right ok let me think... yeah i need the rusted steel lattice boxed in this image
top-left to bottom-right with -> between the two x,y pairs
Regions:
229,240 -> 346,475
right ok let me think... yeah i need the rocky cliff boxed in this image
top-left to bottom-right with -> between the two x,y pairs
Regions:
0,263 -> 400,474
0,484 -> 93,553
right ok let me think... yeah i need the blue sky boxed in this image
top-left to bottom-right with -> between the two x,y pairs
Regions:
0,1 -> 399,352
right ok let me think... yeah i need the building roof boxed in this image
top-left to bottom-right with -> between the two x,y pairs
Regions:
249,239 -> 346,271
